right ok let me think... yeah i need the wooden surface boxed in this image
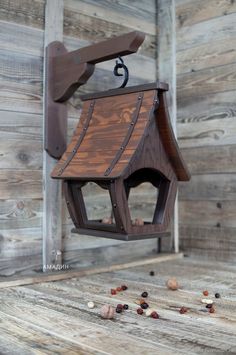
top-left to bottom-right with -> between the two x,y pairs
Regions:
176,0 -> 236,260
0,257 -> 236,354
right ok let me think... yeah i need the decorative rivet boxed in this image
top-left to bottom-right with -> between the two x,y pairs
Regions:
72,149 -> 76,153
113,203 -> 117,208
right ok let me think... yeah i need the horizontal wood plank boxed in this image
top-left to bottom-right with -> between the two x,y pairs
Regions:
179,173 -> 236,201
179,200 -> 236,228
0,0 -> 45,29
180,225 -> 236,261
177,12 -> 236,52
176,0 -> 236,28
0,170 -> 42,199
177,62 -> 236,99
180,145 -> 236,174
65,0 -> 156,34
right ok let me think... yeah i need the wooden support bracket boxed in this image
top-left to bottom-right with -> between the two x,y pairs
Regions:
45,31 -> 145,159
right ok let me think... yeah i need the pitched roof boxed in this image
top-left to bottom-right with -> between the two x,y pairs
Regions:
51,82 -> 190,181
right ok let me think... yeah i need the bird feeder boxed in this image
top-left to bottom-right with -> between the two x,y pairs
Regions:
47,31 -> 190,241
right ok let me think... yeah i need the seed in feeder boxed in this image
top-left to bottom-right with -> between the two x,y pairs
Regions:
87,301 -> 95,309
179,307 -> 188,314
151,311 -> 159,319
134,217 -> 144,226
149,271 -> 155,276
111,289 -> 116,295
209,307 -> 215,314
121,285 -> 128,291
116,286 -> 122,292
141,291 -> 148,298
137,308 -> 143,315
206,304 -> 213,309
166,278 -> 179,290
102,217 -> 112,224
141,302 -> 149,309
100,304 -> 115,319
203,290 -> 209,296
201,298 -> 213,304
123,304 -> 129,310
215,293 -> 221,299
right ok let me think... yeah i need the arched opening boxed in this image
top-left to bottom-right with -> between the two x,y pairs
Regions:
124,168 -> 170,225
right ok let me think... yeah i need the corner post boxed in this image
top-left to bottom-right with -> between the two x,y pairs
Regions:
42,0 -> 64,271
157,0 -> 179,253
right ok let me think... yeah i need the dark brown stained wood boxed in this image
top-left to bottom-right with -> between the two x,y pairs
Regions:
156,93 -> 190,181
176,0 -> 236,28
81,81 -> 168,100
51,89 -> 156,179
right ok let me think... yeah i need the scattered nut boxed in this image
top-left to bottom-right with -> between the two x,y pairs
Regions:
100,304 -> 115,319
145,308 -> 156,317
166,278 -> 179,290
87,301 -> 95,309
201,299 -> 213,304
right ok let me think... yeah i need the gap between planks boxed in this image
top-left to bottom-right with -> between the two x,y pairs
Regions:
0,253 -> 183,289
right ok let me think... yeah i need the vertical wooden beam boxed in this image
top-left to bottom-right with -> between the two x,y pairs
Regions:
43,0 -> 64,270
157,0 -> 179,252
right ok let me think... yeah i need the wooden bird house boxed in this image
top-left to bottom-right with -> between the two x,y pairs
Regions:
51,82 -> 190,241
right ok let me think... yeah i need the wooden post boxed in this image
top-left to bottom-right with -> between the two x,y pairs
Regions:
42,0 -> 64,270
157,0 -> 179,252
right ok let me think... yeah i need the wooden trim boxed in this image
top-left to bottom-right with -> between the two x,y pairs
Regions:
42,0 -> 64,271
0,253 -> 183,289
81,81 -> 168,101
104,92 -> 144,176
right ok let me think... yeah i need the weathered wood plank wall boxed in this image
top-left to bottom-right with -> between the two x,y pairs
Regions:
176,0 -> 236,260
0,0 -> 163,276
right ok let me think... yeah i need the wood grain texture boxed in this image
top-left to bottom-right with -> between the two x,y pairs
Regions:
180,145 -> 236,174
179,174 -> 236,201
157,0 -> 179,253
1,257 -> 236,352
176,0 -> 236,260
0,199 -> 42,230
65,0 -> 156,34
42,0 -> 64,270
176,0 -> 236,28
64,6 -> 156,59
180,226 -> 236,261
177,12 -> 236,52
0,0 -> 45,29
0,170 -> 42,200
179,200 -> 236,228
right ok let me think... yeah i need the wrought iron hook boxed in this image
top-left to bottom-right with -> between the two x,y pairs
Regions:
113,56 -> 129,88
